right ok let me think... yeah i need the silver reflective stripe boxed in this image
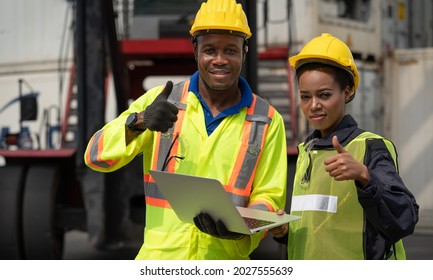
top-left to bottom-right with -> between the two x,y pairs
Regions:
245,114 -> 272,123
234,96 -> 272,190
145,182 -> 166,200
89,130 -> 111,169
156,132 -> 174,171
291,194 -> 338,213
167,81 -> 187,110
226,192 -> 249,207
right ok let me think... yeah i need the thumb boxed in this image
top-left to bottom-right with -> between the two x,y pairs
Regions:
157,80 -> 174,100
332,135 -> 346,154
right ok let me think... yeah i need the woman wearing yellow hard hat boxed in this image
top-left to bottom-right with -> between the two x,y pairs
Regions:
84,0 -> 288,260
270,33 -> 419,259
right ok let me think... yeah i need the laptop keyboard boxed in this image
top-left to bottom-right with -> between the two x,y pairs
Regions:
243,217 -> 274,229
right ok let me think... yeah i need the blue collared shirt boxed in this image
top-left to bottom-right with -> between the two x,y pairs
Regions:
188,71 -> 253,135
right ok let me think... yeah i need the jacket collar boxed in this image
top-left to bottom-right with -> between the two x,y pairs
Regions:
304,115 -> 364,149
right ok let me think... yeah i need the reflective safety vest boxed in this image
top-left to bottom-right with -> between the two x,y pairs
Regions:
135,80 -> 280,260
144,80 -> 275,211
288,131 -> 406,260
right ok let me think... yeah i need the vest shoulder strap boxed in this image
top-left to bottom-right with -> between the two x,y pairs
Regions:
227,94 -> 275,208
167,81 -> 188,110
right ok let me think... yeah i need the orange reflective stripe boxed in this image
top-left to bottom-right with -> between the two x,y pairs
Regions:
222,184 -> 250,196
268,106 -> 275,119
85,134 -> 98,169
144,173 -> 155,183
145,196 -> 172,208
227,96 -> 257,195
165,134 -> 179,172
144,181 -> 172,208
249,200 -> 275,212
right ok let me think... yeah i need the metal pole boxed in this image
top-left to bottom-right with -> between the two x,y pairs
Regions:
18,79 -> 23,131
239,0 -> 258,93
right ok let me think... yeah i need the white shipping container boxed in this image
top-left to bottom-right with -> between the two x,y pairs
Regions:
383,48 -> 433,233
288,0 -> 382,61
0,0 -> 68,65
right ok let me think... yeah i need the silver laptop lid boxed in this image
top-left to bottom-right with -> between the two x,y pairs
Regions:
149,170 -> 301,235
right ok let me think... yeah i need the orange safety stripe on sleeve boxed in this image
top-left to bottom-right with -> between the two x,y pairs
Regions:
248,200 -> 275,212
85,134 -> 98,168
86,130 -> 119,170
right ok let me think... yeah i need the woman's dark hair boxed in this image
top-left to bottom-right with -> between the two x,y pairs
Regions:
295,62 -> 356,102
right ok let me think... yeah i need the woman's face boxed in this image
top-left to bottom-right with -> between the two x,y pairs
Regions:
298,69 -> 350,137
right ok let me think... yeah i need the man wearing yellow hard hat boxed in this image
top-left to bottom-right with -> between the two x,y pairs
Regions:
84,0 -> 288,260
270,33 -> 419,259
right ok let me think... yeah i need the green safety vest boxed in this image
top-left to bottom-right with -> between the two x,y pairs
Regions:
288,131 -> 406,260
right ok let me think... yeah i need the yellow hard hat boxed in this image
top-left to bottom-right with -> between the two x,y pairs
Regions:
289,33 -> 359,94
189,0 -> 252,39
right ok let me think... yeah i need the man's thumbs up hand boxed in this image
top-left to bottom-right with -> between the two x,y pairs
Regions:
157,80 -> 174,101
141,81 -> 179,132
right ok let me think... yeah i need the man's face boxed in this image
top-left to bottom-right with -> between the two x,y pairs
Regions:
195,33 -> 244,92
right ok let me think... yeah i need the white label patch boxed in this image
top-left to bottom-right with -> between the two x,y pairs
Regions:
291,194 -> 338,213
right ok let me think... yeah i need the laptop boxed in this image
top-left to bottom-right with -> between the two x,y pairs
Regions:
149,170 -> 301,235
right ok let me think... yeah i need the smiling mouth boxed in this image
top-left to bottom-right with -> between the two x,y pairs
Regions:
211,71 -> 229,76
210,67 -> 230,74
310,113 -> 326,120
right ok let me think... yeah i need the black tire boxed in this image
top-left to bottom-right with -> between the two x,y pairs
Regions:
0,165 -> 26,259
22,164 -> 64,259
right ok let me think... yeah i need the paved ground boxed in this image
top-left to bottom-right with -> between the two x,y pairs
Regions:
402,232 -> 433,260
63,230 -> 139,260
63,230 -> 433,260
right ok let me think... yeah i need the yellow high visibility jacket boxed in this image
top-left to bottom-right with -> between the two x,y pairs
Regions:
84,80 -> 288,260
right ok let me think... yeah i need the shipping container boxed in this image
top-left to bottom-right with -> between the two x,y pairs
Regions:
383,48 -> 433,233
